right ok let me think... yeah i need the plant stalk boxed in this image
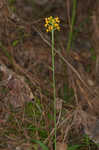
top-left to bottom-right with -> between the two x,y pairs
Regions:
66,0 -> 77,53
52,29 -> 56,150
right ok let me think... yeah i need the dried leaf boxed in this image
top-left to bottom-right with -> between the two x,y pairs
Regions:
56,142 -> 67,150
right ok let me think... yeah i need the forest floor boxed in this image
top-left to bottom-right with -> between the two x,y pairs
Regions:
0,0 -> 99,150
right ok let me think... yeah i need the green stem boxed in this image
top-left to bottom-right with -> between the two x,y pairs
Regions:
66,0 -> 77,53
52,29 -> 56,150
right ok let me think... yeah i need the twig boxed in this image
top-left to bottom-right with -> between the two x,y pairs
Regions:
0,74 -> 12,86
44,111 -> 73,144
32,26 -> 91,93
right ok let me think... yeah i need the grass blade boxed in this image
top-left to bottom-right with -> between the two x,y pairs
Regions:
31,139 -> 49,150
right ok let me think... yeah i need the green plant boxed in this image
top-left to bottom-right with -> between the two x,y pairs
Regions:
62,83 -> 74,103
83,134 -> 92,146
74,17 -> 91,33
0,42 -> 13,65
31,139 -> 49,150
8,0 -> 16,5
67,144 -> 81,150
12,40 -> 19,47
45,16 -> 60,150
90,47 -> 96,61
66,0 -> 77,53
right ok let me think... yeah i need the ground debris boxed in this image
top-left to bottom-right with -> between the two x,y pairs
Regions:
0,63 -> 34,108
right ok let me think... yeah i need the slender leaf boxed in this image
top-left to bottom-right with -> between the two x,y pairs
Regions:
31,139 -> 49,150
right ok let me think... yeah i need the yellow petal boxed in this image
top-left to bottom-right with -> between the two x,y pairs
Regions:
55,17 -> 60,23
44,24 -> 48,27
57,26 -> 60,31
46,29 -> 49,32
54,23 -> 58,27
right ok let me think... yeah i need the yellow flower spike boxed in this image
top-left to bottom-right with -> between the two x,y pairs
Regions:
44,16 -> 61,150
44,16 -> 60,32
